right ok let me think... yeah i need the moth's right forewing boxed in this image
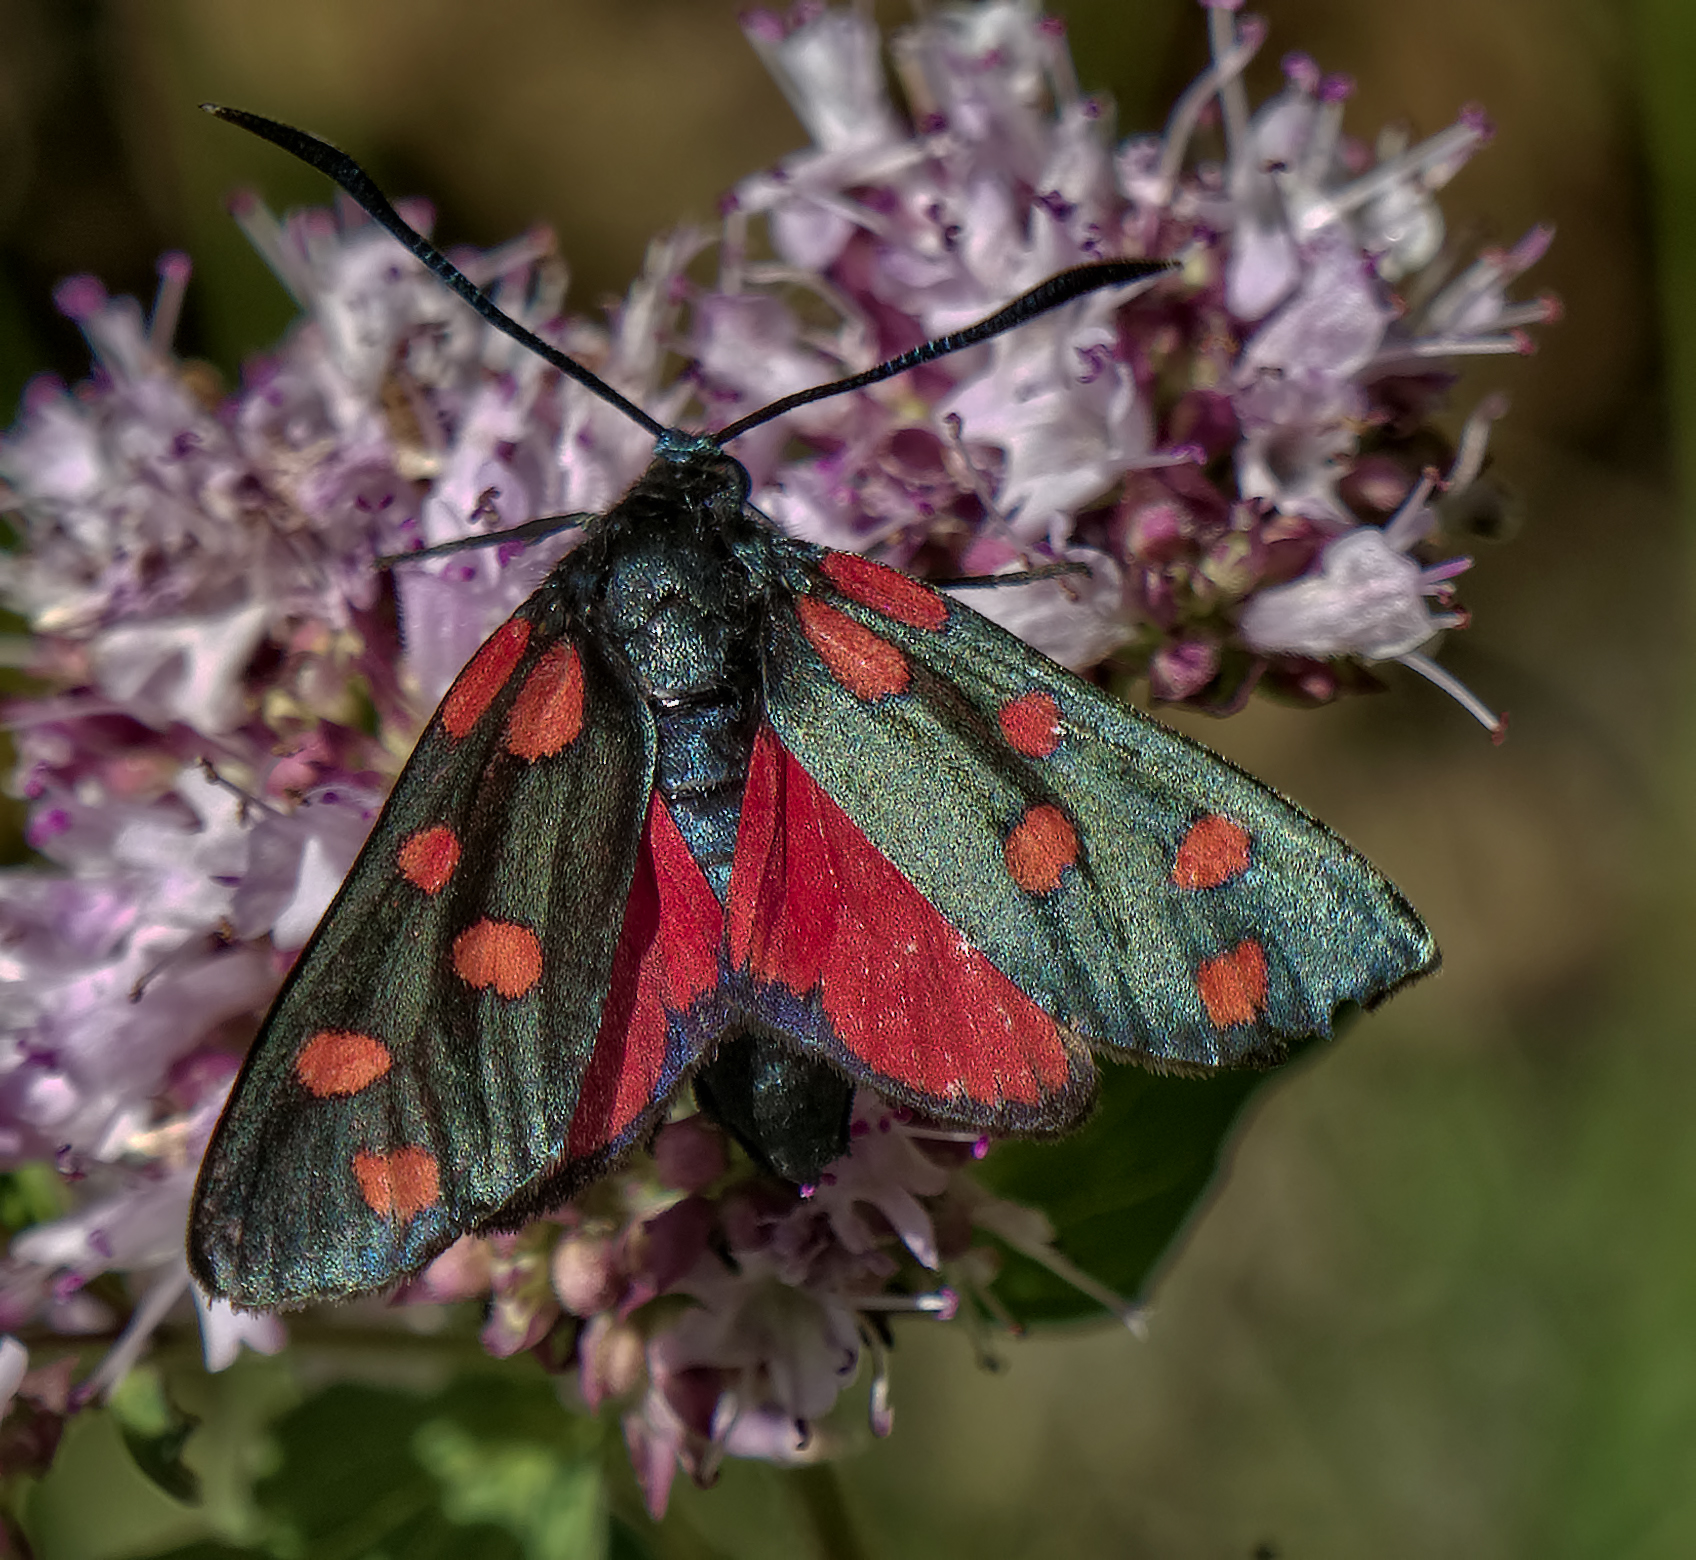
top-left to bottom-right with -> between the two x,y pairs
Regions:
190,604 -> 655,1307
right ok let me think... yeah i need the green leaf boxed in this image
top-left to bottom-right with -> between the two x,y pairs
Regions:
412,1419 -> 604,1560
111,1365 -> 203,1506
141,1545 -> 267,1560
606,1515 -> 661,1560
246,1371 -> 608,1560
976,1044 -> 1311,1324
0,1163 -> 69,1237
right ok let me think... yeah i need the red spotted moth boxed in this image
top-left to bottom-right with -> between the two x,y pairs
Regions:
188,109 -> 1436,1308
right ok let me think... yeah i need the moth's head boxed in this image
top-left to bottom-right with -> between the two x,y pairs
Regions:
651,427 -> 752,515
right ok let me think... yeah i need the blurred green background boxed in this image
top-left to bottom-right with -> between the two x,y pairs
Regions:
2,0 -> 1691,1555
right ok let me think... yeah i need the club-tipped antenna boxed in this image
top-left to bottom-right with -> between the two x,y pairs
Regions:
204,106 -> 1174,452
202,105 -> 668,439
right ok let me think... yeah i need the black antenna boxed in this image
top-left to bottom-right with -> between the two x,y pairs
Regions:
205,106 -> 1173,449
710,258 -> 1171,445
202,106 -> 667,439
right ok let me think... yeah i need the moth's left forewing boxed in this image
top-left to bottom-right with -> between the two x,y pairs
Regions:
758,544 -> 1438,1074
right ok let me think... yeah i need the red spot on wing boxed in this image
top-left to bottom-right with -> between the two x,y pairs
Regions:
998,691 -> 1061,757
442,618 -> 532,739
1173,814 -> 1251,889
452,918 -> 543,998
1005,804 -> 1078,895
296,1030 -> 392,1097
1198,940 -> 1269,1028
566,797 -> 724,1157
505,642 -> 585,760
397,825 -> 461,894
795,597 -> 910,701
821,553 -> 949,631
352,1146 -> 440,1219
728,727 -> 1073,1110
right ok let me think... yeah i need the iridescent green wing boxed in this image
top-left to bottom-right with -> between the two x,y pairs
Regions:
743,545 -> 1436,1086
191,594 -> 662,1307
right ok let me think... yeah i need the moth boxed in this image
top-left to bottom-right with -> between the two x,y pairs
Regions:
189,109 -> 1438,1309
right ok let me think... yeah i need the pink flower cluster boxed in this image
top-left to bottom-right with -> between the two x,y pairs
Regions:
725,0 -> 1547,721
0,0 -> 1546,1512
408,1103 -> 1037,1518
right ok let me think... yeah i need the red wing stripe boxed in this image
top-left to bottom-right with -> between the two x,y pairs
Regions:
795,597 -> 912,701
566,796 -> 724,1157
728,726 -> 1073,1110
820,552 -> 949,631
442,618 -> 531,738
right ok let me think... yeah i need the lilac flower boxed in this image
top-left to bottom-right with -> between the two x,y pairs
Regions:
542,1098 -> 983,1516
0,209 -> 591,1386
0,0 -> 1541,1509
1239,450 -> 1505,736
721,0 -> 1544,725
0,1338 -> 76,1481
0,1336 -> 26,1417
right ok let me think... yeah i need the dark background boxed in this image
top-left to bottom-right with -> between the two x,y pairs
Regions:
4,1 -> 1690,1555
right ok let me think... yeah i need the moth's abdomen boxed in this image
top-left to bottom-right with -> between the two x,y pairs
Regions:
653,691 -> 759,901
